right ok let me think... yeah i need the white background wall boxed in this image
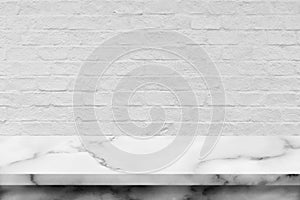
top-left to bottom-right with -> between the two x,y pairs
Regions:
0,0 -> 299,136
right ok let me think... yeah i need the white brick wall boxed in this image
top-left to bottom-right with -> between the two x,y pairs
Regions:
0,0 -> 300,136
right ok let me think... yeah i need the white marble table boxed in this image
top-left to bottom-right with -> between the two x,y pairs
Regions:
0,136 -> 300,185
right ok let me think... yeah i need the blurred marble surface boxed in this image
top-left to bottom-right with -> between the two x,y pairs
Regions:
0,186 -> 299,200
1,136 -> 300,185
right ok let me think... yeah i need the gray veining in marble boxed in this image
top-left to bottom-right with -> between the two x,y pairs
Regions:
1,136 -> 300,185
1,186 -> 300,200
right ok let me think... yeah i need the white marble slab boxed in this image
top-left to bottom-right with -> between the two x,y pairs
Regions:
0,136 -> 300,185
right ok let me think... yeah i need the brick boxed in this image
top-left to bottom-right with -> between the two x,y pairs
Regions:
6,47 -> 39,61
79,1 -> 144,15
6,78 -> 37,91
0,31 -> 21,45
50,62 -> 80,76
236,31 -> 268,45
267,31 -> 297,45
263,93 -> 300,106
37,77 -> 71,91
284,16 -> 300,30
225,108 -> 282,122
4,62 -> 51,76
222,46 -> 254,61
21,31 -> 81,46
281,109 -> 300,122
217,61 -> 268,76
223,77 -> 300,91
6,107 -> 73,121
282,46 -> 300,60
221,16 -> 286,30
206,31 -> 239,45
144,0 -> 177,14
237,1 -> 271,15
225,92 -> 265,106
266,61 -> 297,76
252,46 -> 285,61
177,0 -> 207,14
38,47 -> 69,61
191,16 -> 221,30
19,1 -> 80,15
0,1 -> 19,15
270,1 -> 300,15
207,1 -> 237,15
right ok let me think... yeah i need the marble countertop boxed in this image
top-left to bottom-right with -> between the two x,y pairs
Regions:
0,136 -> 300,185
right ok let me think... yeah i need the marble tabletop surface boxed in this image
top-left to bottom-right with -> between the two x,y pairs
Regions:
0,136 -> 300,185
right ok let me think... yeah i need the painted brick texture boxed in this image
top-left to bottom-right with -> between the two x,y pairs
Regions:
0,0 -> 300,136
